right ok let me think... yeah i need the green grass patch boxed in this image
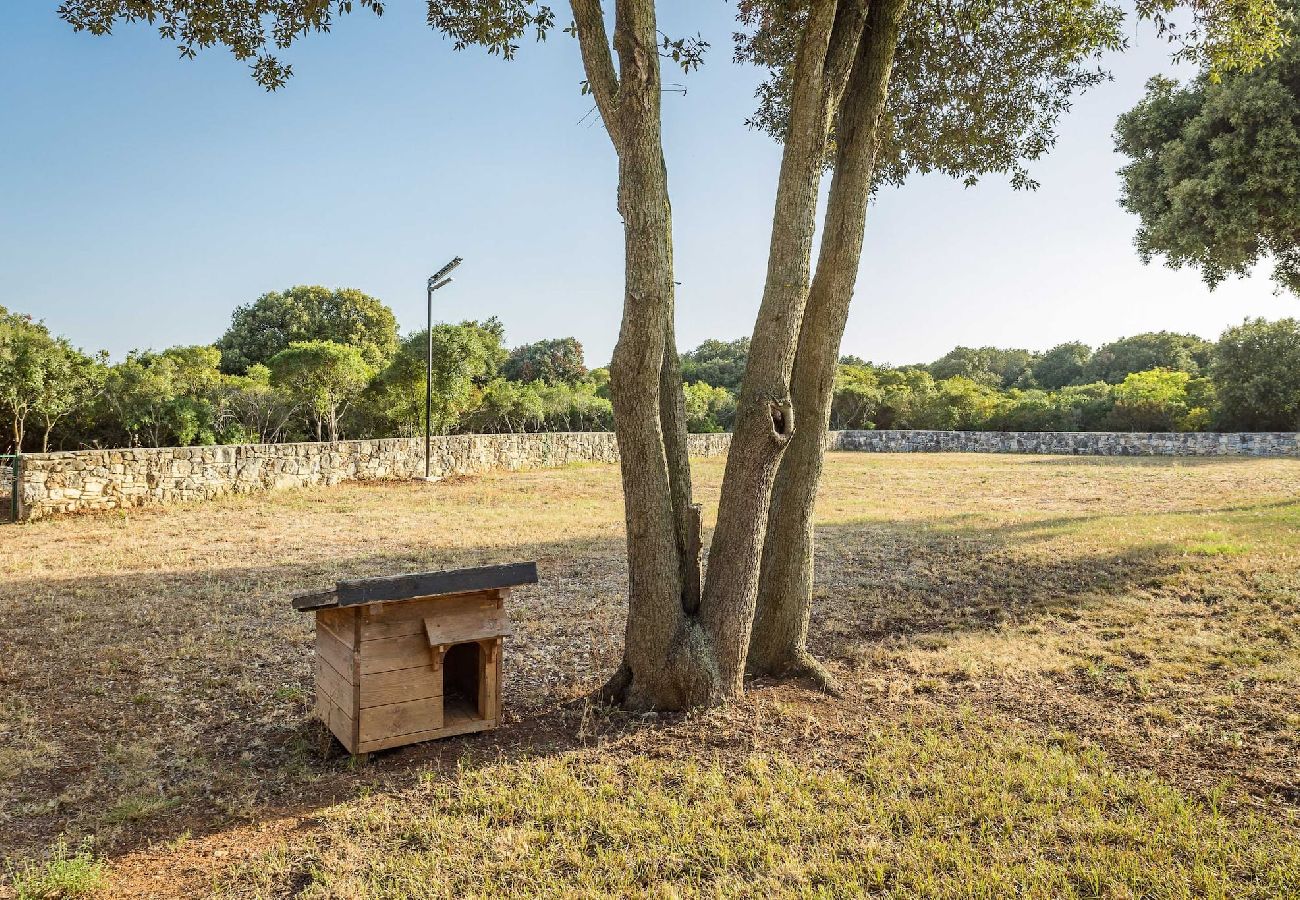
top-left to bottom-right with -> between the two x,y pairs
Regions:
6,841 -> 107,900
221,719 -> 1300,899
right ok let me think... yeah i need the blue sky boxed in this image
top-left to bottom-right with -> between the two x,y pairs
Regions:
2,2 -> 1295,367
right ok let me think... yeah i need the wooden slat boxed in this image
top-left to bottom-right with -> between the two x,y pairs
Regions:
316,654 -> 353,713
316,620 -> 353,678
336,562 -> 537,607
423,611 -> 512,648
359,632 -> 436,675
360,592 -> 495,642
359,697 -> 444,743
321,695 -> 357,754
359,664 -> 442,708
317,607 -> 356,645
356,717 -> 494,754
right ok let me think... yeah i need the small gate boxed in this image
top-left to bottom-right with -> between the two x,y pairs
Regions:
0,454 -> 19,523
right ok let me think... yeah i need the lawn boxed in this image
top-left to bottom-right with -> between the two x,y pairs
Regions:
2,452 -> 1299,898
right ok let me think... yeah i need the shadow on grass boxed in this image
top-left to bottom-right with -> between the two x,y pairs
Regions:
0,507 -> 1211,862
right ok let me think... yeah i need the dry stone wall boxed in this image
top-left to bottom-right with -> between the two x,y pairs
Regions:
13,429 -> 1295,521
829,430 -> 1300,456
16,433 -> 731,521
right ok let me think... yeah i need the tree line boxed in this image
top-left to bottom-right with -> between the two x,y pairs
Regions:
0,286 -> 610,454
5,285 -> 1298,455
682,322 -> 1300,434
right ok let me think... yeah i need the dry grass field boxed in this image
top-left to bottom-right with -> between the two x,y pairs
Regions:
3,452 -> 1299,898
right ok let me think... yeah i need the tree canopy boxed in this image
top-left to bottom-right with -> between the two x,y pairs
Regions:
679,338 -> 751,393
1084,331 -> 1213,383
1211,317 -> 1300,429
267,340 -> 373,441
216,285 -> 398,374
1116,4 -> 1300,293
501,337 -> 588,384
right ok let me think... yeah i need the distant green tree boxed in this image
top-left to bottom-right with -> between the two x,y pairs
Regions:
501,337 -> 587,385
462,379 -> 545,434
989,389 -> 1057,431
1211,317 -> 1300,430
829,364 -> 883,429
1052,382 -> 1116,431
535,381 -> 615,432
370,319 -> 506,436
104,345 -> 225,447
1116,9 -> 1300,293
679,338 -> 750,392
1108,368 -> 1213,431
267,340 -> 372,441
916,376 -> 1001,430
682,382 -> 738,433
874,368 -> 938,430
1084,332 -> 1212,384
929,346 -> 1038,389
216,285 -> 398,374
0,309 -> 104,451
215,364 -> 297,444
1031,342 -> 1092,389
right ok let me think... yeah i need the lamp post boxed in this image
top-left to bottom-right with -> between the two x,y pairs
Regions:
425,256 -> 463,480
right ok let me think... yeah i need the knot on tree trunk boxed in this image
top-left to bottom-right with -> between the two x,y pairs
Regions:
769,398 -> 795,445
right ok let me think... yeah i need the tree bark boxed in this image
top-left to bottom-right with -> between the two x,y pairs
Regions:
574,0 -> 718,709
748,0 -> 910,683
699,0 -> 867,699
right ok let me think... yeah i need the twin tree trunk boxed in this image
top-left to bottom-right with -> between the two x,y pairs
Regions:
749,0 -> 909,683
572,0 -> 907,710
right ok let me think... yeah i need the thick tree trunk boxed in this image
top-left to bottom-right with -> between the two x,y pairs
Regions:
699,0 -> 866,698
748,0 -> 910,682
575,0 -> 718,709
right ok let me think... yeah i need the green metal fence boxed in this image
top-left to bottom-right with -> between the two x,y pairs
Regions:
1,454 -> 19,523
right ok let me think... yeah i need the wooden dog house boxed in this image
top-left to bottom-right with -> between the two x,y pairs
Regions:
293,562 -> 538,755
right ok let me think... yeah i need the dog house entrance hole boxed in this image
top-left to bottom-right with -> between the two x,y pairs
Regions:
444,641 -> 484,725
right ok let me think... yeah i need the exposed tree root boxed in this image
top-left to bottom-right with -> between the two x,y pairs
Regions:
750,647 -> 844,697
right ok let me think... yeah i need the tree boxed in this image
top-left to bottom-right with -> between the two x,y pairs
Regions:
1032,342 -> 1092,390
0,309 -> 103,452
915,376 -> 1000,430
371,320 -> 506,436
62,0 -> 1284,710
103,345 -> 225,447
267,341 -> 372,441
461,379 -> 546,434
828,363 -> 882,429
216,364 -> 298,444
679,338 -> 751,392
1116,8 -> 1300,293
1084,331 -> 1213,383
1108,368 -> 1212,432
501,337 -> 588,384
1211,317 -> 1300,430
682,381 -> 738,433
929,346 -> 1038,389
216,285 -> 398,374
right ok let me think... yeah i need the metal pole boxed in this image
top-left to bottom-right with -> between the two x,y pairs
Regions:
425,282 -> 433,480
421,257 -> 461,482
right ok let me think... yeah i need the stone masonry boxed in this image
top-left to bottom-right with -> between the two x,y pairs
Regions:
16,433 -> 731,521
12,429 -> 1295,521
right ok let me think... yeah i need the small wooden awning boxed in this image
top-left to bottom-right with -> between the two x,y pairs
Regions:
292,561 -> 538,612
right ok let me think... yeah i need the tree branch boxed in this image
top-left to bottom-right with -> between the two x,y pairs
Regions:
569,0 -> 621,147
822,0 -> 870,110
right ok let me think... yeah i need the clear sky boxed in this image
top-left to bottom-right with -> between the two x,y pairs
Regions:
2,3 -> 1295,367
